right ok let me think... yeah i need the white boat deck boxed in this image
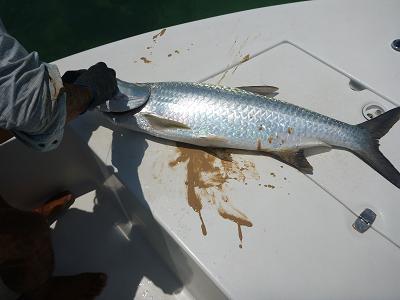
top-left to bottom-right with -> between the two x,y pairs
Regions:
2,0 -> 400,299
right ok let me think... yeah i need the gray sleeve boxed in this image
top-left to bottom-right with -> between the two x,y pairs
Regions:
0,20 -> 67,151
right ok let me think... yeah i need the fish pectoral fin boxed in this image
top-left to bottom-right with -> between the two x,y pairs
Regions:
142,113 -> 191,129
237,85 -> 279,98
270,149 -> 313,174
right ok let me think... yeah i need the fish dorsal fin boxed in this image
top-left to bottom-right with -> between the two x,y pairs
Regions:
270,150 -> 313,174
237,85 -> 279,98
142,112 -> 190,129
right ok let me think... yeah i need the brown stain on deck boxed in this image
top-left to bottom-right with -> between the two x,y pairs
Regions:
153,28 -> 166,41
169,146 -> 257,247
140,57 -> 152,64
241,54 -> 250,63
220,52 -> 252,84
232,54 -> 252,75
218,200 -> 253,249
287,127 -> 293,134
217,70 -> 229,85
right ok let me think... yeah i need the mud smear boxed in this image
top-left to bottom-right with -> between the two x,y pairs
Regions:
217,70 -> 229,85
153,28 -> 166,41
218,199 -> 253,249
232,54 -> 251,75
241,54 -> 250,63
138,29 -> 166,64
169,146 -> 258,247
264,184 -> 275,189
167,50 -> 180,58
217,52 -> 252,84
140,57 -> 152,64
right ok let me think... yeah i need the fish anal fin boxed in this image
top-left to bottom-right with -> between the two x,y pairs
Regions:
269,149 -> 313,174
237,86 -> 279,98
143,113 -> 190,129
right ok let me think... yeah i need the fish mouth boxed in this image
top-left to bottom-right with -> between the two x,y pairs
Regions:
97,79 -> 151,113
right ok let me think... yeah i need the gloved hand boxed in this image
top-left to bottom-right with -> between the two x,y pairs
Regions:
61,69 -> 86,84
63,62 -> 117,110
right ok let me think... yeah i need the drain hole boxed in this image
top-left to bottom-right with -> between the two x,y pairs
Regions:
362,103 -> 385,120
349,79 -> 365,91
392,39 -> 400,52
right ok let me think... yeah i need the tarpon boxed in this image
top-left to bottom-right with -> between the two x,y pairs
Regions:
101,80 -> 400,189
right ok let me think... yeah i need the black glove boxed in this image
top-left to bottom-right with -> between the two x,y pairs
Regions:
62,69 -> 86,84
71,62 -> 117,110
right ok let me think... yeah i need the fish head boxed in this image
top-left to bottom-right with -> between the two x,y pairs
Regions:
97,79 -> 151,113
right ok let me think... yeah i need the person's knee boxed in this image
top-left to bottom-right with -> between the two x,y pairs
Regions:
0,235 -> 53,293
1,261 -> 51,293
0,210 -> 53,293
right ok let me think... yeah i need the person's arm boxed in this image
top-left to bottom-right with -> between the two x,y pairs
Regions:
0,20 -> 116,150
0,21 -> 67,150
0,83 -> 92,145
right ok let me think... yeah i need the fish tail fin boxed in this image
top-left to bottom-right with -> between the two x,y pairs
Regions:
353,107 -> 400,189
358,107 -> 400,139
352,148 -> 400,189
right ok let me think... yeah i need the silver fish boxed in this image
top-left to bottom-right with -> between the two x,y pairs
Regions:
105,81 -> 400,189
